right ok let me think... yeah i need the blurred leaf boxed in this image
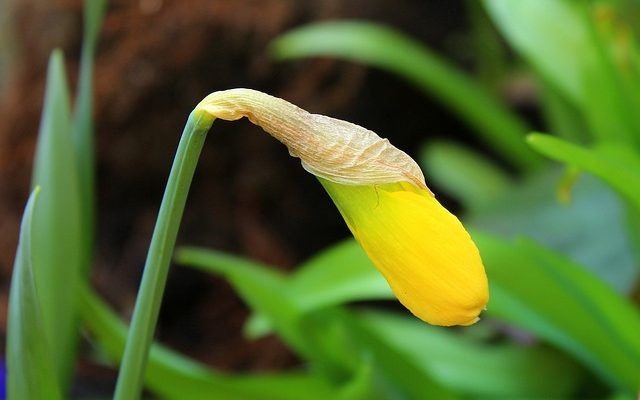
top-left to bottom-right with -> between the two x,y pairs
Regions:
466,0 -> 509,89
271,20 -> 541,170
176,247 -> 461,399
356,311 -> 583,398
79,285 -> 342,400
7,188 -> 62,400
476,233 -> 640,393
71,0 -> 107,273
30,50 -> 83,389
469,167 -> 638,293
341,312 -> 460,400
589,2 -> 640,141
289,240 -> 392,310
174,247 -> 352,374
483,0 -> 638,142
537,78 -> 589,144
419,141 -> 512,210
244,240 -> 392,340
527,134 -> 640,212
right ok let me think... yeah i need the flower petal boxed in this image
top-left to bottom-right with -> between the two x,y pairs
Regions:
321,179 -> 489,326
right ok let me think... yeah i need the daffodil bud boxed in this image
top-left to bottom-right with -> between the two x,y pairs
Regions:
196,88 -> 489,326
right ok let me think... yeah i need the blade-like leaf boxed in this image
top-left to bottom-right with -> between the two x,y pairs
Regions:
476,233 -> 640,393
356,311 -> 583,398
469,167 -> 638,293
338,310 -> 460,400
483,0 -> 639,143
527,133 -> 640,212
174,247 -> 332,370
289,240 -> 392,310
202,241 -> 393,340
270,21 -> 541,170
30,49 -> 83,389
71,0 -> 107,273
7,188 -> 62,400
419,141 -> 511,210
79,285 -> 340,400
175,247 -> 460,399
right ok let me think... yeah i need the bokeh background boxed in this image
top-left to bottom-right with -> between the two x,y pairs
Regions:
0,0 -> 533,394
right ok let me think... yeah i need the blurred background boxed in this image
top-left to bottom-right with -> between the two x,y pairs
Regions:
0,0 -> 534,395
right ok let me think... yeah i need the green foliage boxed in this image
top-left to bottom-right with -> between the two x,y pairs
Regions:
465,169 -> 638,293
30,50 -> 83,391
419,141 -> 512,211
356,311 -> 583,398
476,233 -> 640,393
527,134 -> 640,211
79,285 -> 349,400
484,0 -> 640,144
7,188 -> 61,400
176,242 -> 593,399
71,0 -> 107,273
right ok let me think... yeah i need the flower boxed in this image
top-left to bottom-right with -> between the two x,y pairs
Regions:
196,88 -> 489,326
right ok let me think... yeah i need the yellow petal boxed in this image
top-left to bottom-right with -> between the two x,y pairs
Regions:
320,179 -> 489,326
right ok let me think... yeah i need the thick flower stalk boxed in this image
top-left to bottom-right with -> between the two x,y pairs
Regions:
196,89 -> 488,326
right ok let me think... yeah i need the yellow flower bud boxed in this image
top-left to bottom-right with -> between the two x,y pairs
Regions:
321,180 -> 488,326
196,88 -> 489,326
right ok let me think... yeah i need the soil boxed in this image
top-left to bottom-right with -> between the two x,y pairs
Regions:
0,0 -> 475,396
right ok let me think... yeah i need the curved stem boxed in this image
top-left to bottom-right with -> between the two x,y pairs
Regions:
113,110 -> 214,400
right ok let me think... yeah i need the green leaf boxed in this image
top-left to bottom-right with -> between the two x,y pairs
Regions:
483,0 -> 639,143
71,0 -> 107,273
289,240 -> 392,310
527,134 -> 640,212
30,49 -> 83,389
537,77 -> 589,144
174,247 -> 333,370
466,0 -> 510,90
240,240 -> 393,340
343,312 -> 460,400
419,141 -> 512,210
176,247 -> 382,385
476,233 -> 640,393
270,20 -> 541,170
78,285 -> 341,400
7,188 -> 62,400
469,167 -> 638,293
356,311 -> 583,398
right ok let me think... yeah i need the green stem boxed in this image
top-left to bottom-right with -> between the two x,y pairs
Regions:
113,110 -> 214,400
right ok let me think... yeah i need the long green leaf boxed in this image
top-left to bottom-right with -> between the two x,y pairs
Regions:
483,0 -> 639,143
356,311 -> 583,398
289,240 -> 392,310
527,134 -> 640,211
476,233 -> 640,393
7,188 -> 61,400
419,141 -> 511,210
79,285 -> 340,400
176,248 -> 458,400
340,311 -> 460,400
174,247 -> 353,375
30,50 -> 83,389
71,0 -> 107,274
270,21 -> 541,170
181,242 -> 393,340
468,167 -> 638,293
